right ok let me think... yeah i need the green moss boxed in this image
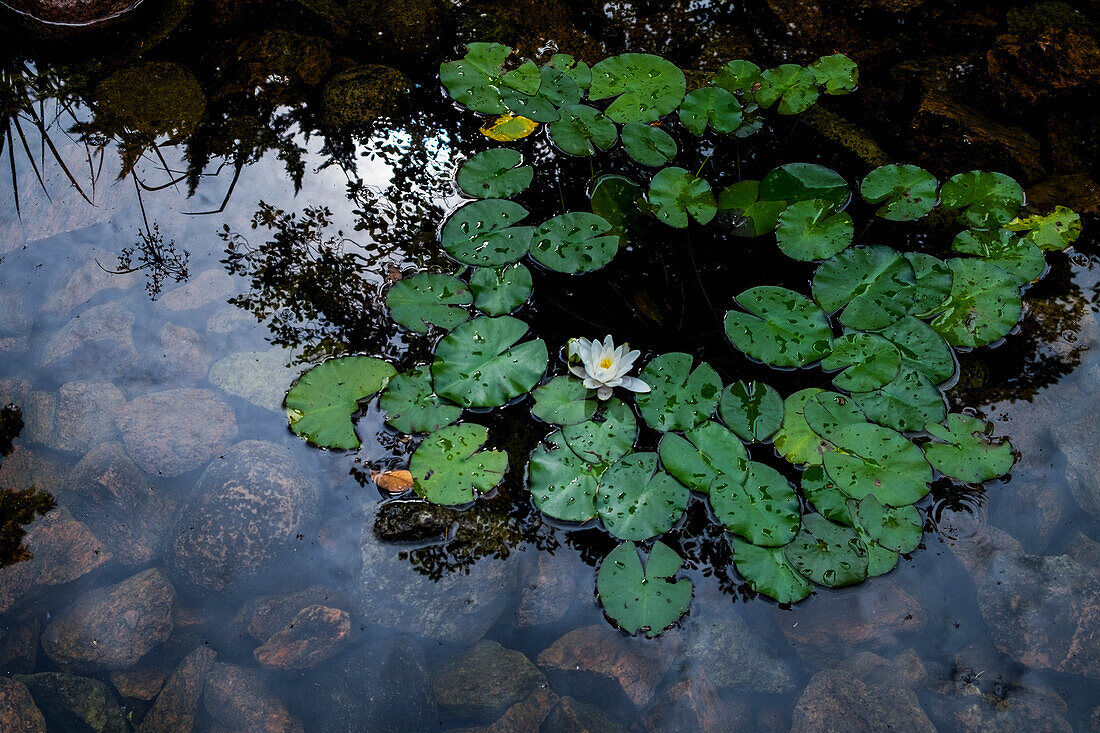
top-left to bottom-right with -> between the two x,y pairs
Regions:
322,64 -> 412,127
94,61 -> 205,138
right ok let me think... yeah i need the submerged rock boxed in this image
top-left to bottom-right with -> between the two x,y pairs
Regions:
0,0 -> 140,25
14,672 -> 128,733
41,568 -> 174,671
40,254 -> 137,318
988,24 -> 1100,107
541,696 -> 629,733
452,688 -> 560,733
117,388 -> 237,477
94,62 -> 206,138
322,65 -> 413,127
207,349 -> 298,413
642,673 -> 744,733
517,550 -> 580,628
152,323 -> 211,383
40,302 -> 139,380
24,381 -> 125,454
232,584 -> 342,642
347,0 -> 451,61
537,625 -> 679,708
790,651 -> 935,732
433,640 -> 547,718
109,655 -> 175,701
0,676 -> 46,732
680,604 -> 794,693
158,269 -> 237,312
164,440 -> 320,595
65,441 -> 173,566
203,663 -> 303,732
254,604 -> 351,670
947,517 -> 1100,678
139,646 -> 217,733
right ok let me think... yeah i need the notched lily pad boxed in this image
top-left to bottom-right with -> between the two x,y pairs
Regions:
457,148 -> 534,199
812,245 -> 917,331
469,262 -> 533,315
386,273 -> 472,333
820,332 -> 902,393
784,513 -> 869,587
755,64 -> 819,115
923,413 -> 1014,483
431,315 -> 548,407
725,286 -> 833,367
851,494 -> 922,554
775,199 -> 854,261
410,423 -> 507,505
1006,206 -> 1081,251
710,462 -> 800,547
718,380 -> 783,443
860,164 -> 938,221
760,163 -> 849,209
929,258 -> 1022,348
548,104 -> 618,156
850,366 -> 946,433
597,541 -> 692,637
441,200 -> 535,267
588,53 -> 687,123
678,87 -> 742,136
952,228 -> 1044,286
635,352 -> 722,432
718,180 -> 786,237
562,397 -> 637,464
939,171 -> 1023,229
711,60 -> 763,96
621,122 -> 677,167
530,212 -> 619,273
773,388 -> 836,467
730,537 -> 812,604
531,375 -> 597,426
809,54 -> 858,95
658,420 -> 748,494
380,366 -> 463,434
648,166 -> 717,228
822,422 -> 932,506
596,452 -> 688,540
285,356 -> 397,450
529,429 -> 602,521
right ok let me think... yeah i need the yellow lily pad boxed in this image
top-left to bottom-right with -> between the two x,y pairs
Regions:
480,113 -> 538,141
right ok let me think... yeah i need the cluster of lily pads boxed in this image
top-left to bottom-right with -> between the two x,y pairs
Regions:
282,44 -> 1082,637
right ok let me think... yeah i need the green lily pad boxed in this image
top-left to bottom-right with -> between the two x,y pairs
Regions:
431,315 -> 548,407
562,397 -> 637,464
755,64 -> 819,114
904,252 -> 954,316
678,87 -> 742,135
850,366 -> 946,432
1005,206 -> 1081,251
802,391 -> 865,441
812,245 -> 916,330
801,464 -> 854,525
809,53 -> 858,95
596,451 -> 688,540
549,53 -> 592,91
529,429 -> 602,521
929,258 -> 1023,348
501,64 -> 581,122
860,164 -> 938,221
635,352 -> 722,432
711,60 -> 763,96
729,537 -> 812,604
439,42 -> 514,114
773,388 -> 835,467
410,423 -> 507,505
548,104 -> 618,156
379,366 -> 463,434
620,122 -> 677,167
588,53 -> 687,123
591,174 -> 646,248
821,332 -> 902,392
879,316 -> 956,385
441,200 -> 534,267
530,212 -> 619,273
385,273 -> 472,333
658,420 -> 748,494
531,375 -> 597,426
851,494 -> 922,554
952,228 -> 1045,286
285,356 -> 397,450
710,463 -> 800,547
718,180 -> 786,237
648,166 -> 717,228
939,171 -> 1024,229
718,380 -> 783,443
760,163 -> 849,209
784,513 -> 869,587
457,148 -> 534,199
597,541 -> 692,637
823,422 -> 932,506
724,286 -> 833,367
469,262 -> 533,315
923,413 -> 1014,483
775,199 -> 854,261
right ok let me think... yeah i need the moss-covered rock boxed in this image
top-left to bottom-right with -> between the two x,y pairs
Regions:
347,0 -> 452,62
94,61 -> 205,138
322,64 -> 412,127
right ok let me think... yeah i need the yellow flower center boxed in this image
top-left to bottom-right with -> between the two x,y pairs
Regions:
599,357 -> 614,369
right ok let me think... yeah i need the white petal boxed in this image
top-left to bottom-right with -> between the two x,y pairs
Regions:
597,385 -> 613,400
568,364 -> 589,379
583,376 -> 602,389
604,376 -> 623,387
602,335 -> 615,350
620,349 -> 641,368
620,376 -> 651,393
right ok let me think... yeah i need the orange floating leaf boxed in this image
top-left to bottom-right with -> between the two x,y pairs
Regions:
371,469 -> 414,495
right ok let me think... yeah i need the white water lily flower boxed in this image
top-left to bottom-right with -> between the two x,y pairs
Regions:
567,335 -> 651,401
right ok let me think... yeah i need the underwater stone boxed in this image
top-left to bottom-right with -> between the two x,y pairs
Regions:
24,381 -> 125,454
0,616 -> 42,674
158,269 -> 237,312
537,625 -> 679,708
988,24 -> 1100,108
517,551 -> 580,628
116,388 -> 237,478
231,584 -> 343,642
41,568 -> 175,672
541,696 -> 629,733
40,254 -> 137,318
207,348 -> 298,413
253,604 -> 351,670
40,302 -> 139,380
139,646 -> 217,732
164,439 -> 319,596
65,441 -> 173,566
947,517 -> 1100,678
296,637 -> 436,733
0,0 -> 140,25
94,61 -> 206,138
451,688 -> 560,733
432,640 -> 547,718
0,291 -> 29,335
347,0 -> 451,61
790,652 -> 935,733
0,676 -> 46,732
641,673 -> 742,733
203,663 -> 303,733
680,604 -> 794,693
234,29 -> 333,88
152,323 -> 211,383
322,65 -> 413,127
108,655 -> 175,701
13,673 -> 127,733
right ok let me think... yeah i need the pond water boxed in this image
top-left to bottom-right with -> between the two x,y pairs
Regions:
1,0 -> 1099,730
